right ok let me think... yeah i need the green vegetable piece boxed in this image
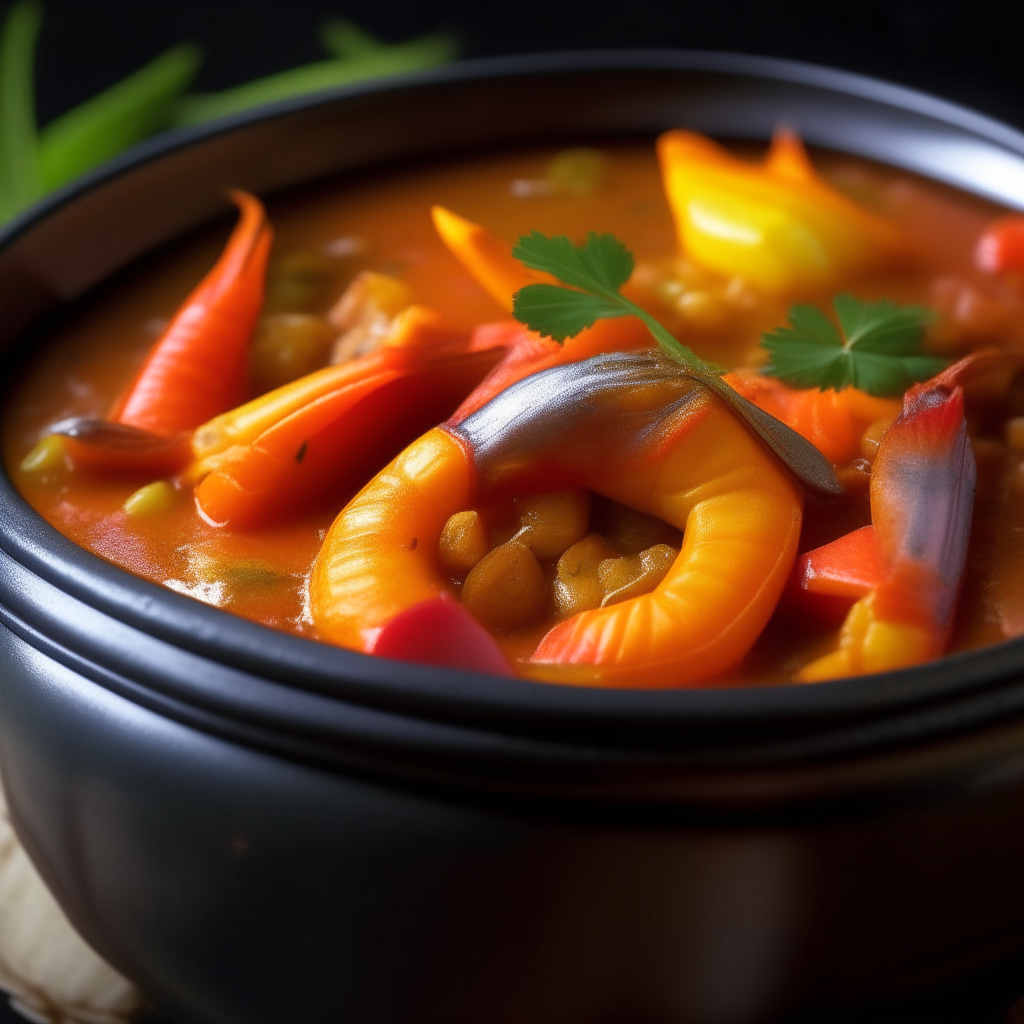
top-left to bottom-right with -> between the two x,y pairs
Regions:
0,0 -> 43,221
173,31 -> 457,127
511,231 -> 842,499
39,43 -> 200,191
762,293 -> 947,397
546,148 -> 608,197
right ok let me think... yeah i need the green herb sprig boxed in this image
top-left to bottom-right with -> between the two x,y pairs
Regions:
0,6 -> 457,224
511,231 -> 843,498
172,22 -> 457,127
0,0 -> 42,221
762,294 -> 947,397
39,43 -> 200,191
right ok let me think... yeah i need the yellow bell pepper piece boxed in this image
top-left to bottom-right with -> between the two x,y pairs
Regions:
657,127 -> 906,293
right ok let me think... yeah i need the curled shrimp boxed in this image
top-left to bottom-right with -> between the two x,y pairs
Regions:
310,351 -> 803,687
54,191 -> 272,474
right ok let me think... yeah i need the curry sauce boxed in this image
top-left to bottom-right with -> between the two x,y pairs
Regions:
6,139 -> 1024,684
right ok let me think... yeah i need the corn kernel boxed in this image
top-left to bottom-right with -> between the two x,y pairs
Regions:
546,148 -> 608,197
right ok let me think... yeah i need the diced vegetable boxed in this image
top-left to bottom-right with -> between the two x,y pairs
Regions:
248,313 -> 335,394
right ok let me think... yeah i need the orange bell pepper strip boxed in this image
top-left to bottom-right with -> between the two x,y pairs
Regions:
310,351 -> 803,688
657,127 -> 907,293
113,190 -> 273,434
794,525 -> 886,602
724,369 -> 902,466
194,309 -> 654,529
797,372 -> 976,681
431,205 -> 554,312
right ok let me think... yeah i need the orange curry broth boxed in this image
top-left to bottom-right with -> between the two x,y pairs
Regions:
5,141 -> 1024,681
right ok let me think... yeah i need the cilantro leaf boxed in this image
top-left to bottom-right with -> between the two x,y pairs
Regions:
513,284 -> 627,342
763,294 -> 947,397
513,230 -> 634,295
509,230 -> 842,499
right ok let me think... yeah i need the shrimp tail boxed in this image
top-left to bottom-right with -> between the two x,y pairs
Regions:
797,379 -> 975,681
111,190 -> 273,435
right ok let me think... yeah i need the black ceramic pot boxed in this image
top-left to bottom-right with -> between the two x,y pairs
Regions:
4,52 -> 1024,1024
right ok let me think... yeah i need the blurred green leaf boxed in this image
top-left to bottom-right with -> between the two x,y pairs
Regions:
0,0 -> 43,220
318,18 -> 386,58
172,30 -> 458,127
39,43 -> 200,190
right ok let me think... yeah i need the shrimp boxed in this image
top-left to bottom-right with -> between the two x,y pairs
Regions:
310,351 -> 803,687
54,191 -> 271,475
797,364 -> 979,681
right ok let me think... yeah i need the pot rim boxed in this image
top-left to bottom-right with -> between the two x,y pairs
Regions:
4,48 -> 1024,771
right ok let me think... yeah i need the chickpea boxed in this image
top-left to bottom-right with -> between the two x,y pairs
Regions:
461,541 -> 548,630
439,510 -> 490,576
600,501 -> 682,555
554,534 -> 616,618
329,271 -> 413,363
599,544 -> 678,607
513,488 -> 590,559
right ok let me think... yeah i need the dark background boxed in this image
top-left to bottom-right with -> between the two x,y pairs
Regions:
7,3 -> 1024,1023
25,2 -> 1024,134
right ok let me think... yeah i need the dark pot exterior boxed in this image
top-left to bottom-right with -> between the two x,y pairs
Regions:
4,53 -> 1024,1024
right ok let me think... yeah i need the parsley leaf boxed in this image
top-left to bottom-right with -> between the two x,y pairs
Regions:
762,294 -> 947,397
510,231 -> 842,499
